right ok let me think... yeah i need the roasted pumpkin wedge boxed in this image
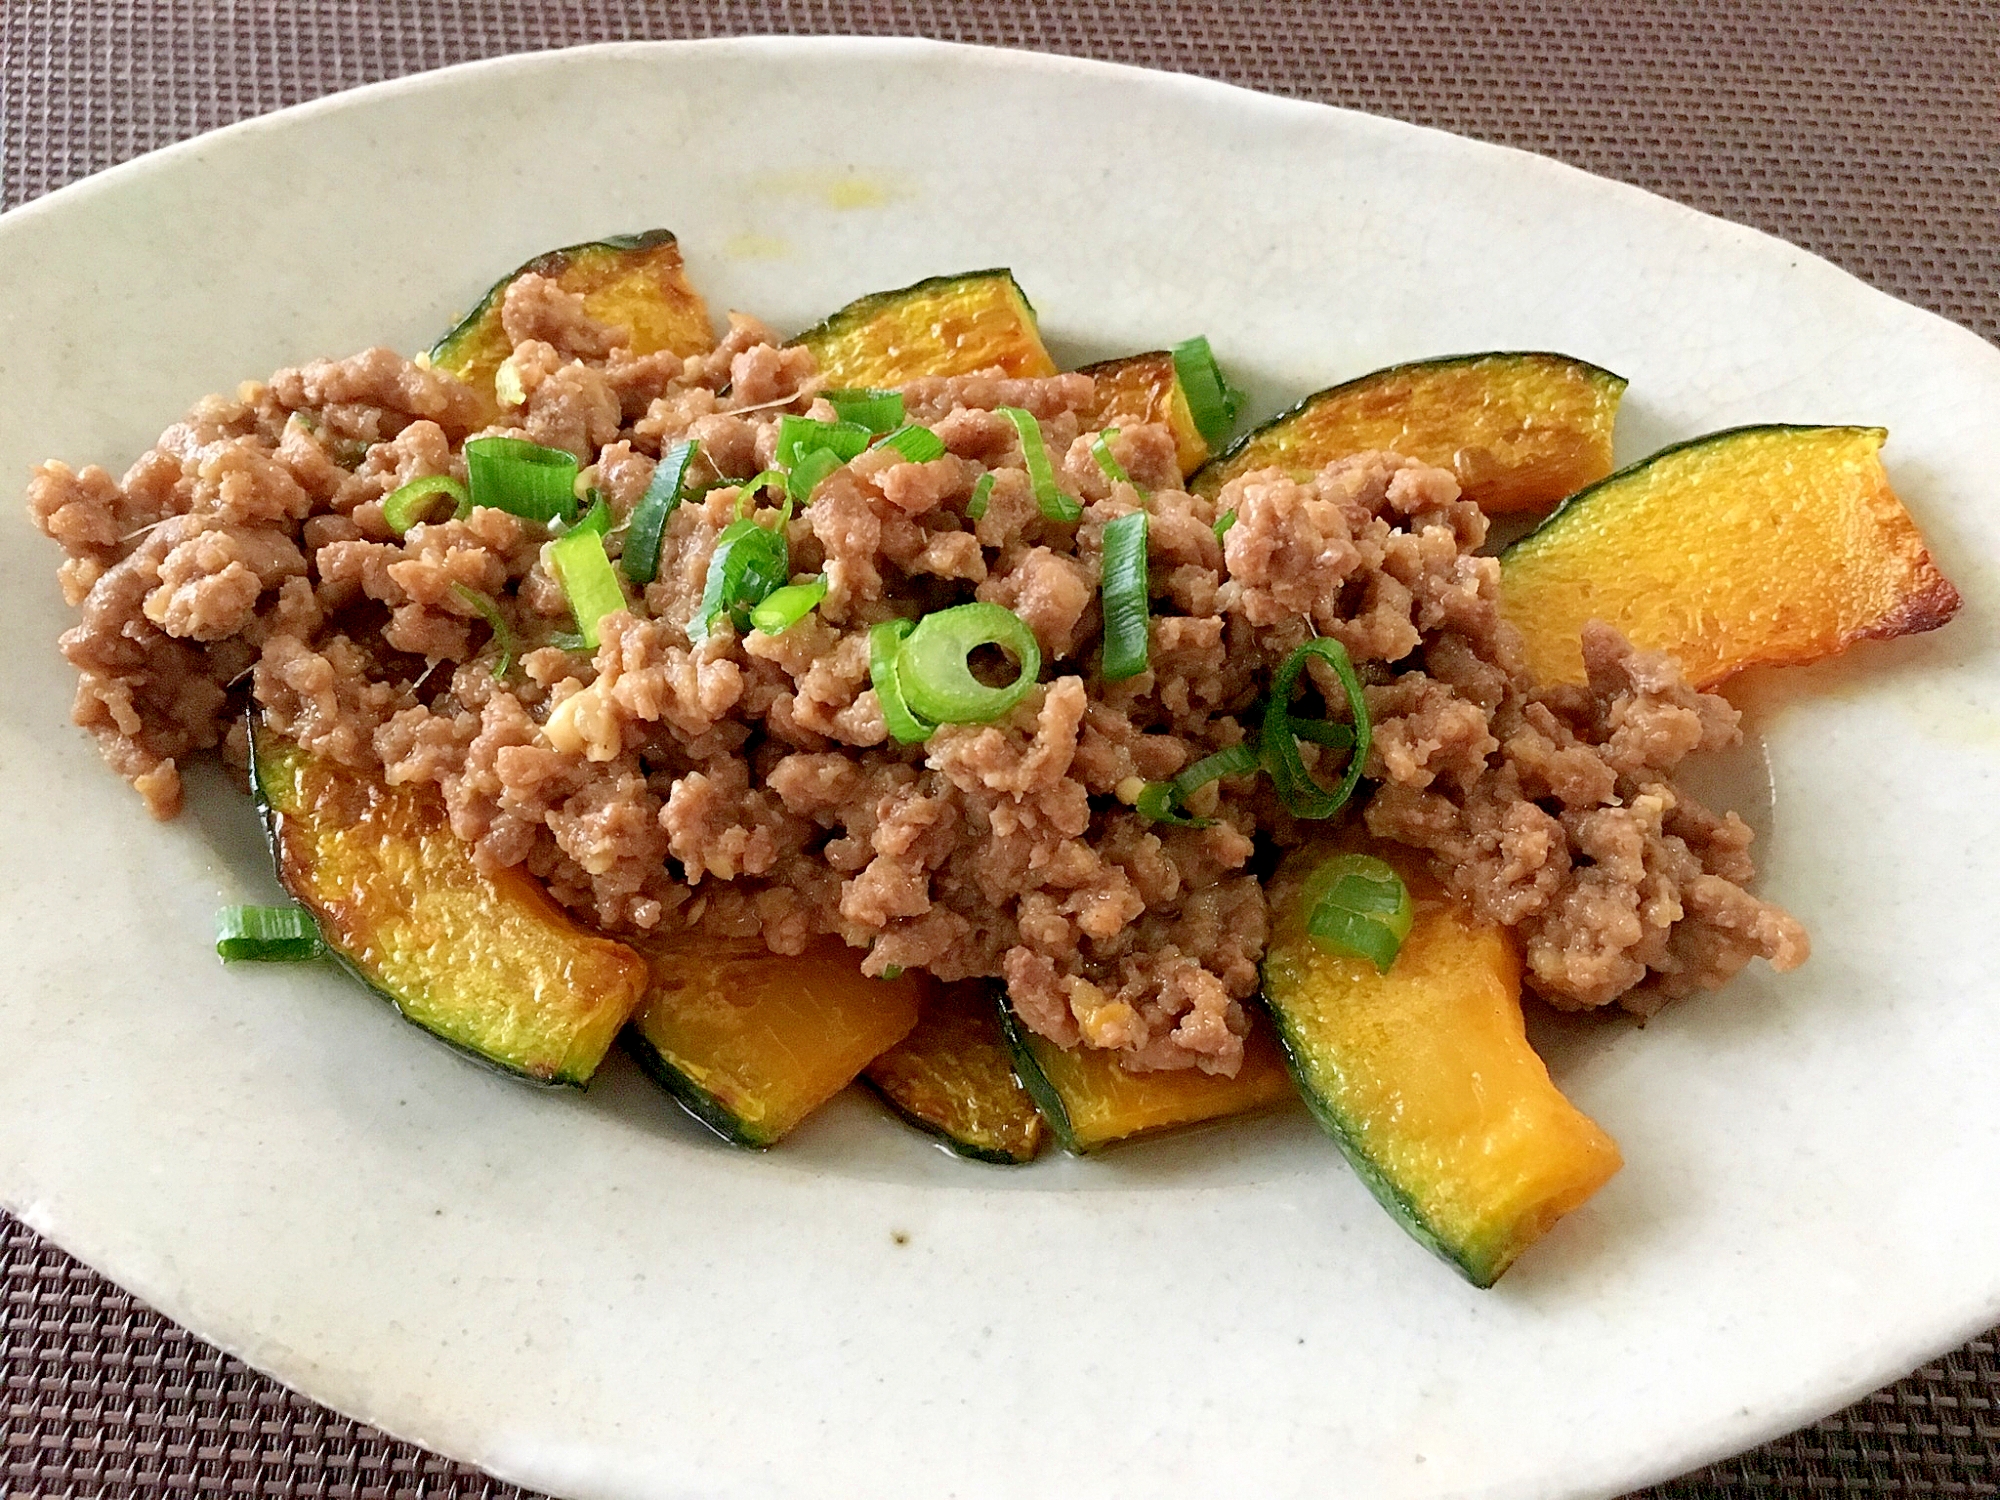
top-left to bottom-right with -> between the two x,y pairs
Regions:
1078,350 -> 1212,479
430,229 -> 716,416
1500,424 -> 1961,689
864,981 -> 1046,1164
1192,351 -> 1625,513
1261,839 -> 1622,1287
627,937 -> 924,1147
1001,1000 -> 1298,1154
790,269 -> 1058,386
249,726 -> 649,1086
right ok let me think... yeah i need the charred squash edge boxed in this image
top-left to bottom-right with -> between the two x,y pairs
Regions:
861,1075 -> 1043,1166
1191,349 -> 1627,499
621,1027 -> 778,1148
428,228 -> 684,369
1500,422 -> 1963,676
248,712 -> 588,1090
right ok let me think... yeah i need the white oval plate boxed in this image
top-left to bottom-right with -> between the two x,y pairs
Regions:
3,37 -> 1998,1500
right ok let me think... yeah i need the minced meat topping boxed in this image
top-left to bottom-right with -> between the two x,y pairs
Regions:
26,273 -> 1806,1076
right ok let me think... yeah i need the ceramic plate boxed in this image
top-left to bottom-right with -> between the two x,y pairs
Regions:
3,37 -> 1997,1500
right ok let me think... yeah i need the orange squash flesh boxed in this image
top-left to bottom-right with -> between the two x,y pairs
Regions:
1078,350 -> 1212,478
790,269 -> 1057,386
1192,351 -> 1625,513
628,938 -> 924,1147
1261,841 -> 1622,1286
1500,424 -> 1962,688
431,230 -> 716,418
1004,1005 -> 1298,1154
864,981 -> 1046,1164
252,734 -> 648,1086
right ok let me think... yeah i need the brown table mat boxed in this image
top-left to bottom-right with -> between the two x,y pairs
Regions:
3,2 -> 1996,1496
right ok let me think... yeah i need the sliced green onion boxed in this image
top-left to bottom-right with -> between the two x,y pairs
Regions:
549,630 -> 589,653
825,389 -> 905,433
995,407 -> 1081,523
1260,637 -> 1371,820
869,618 -> 934,744
749,575 -> 829,635
382,474 -> 471,534
623,438 -> 697,587
1213,508 -> 1237,543
732,468 -> 789,515
692,516 -> 789,643
547,528 -> 627,651
896,602 -> 1042,726
775,415 -> 873,469
875,423 -> 947,463
464,436 -> 580,524
451,584 -> 517,679
967,472 -> 996,521
787,447 -> 844,507
1133,741 -> 1260,828
1303,853 -> 1413,973
568,491 -> 612,536
1090,427 -> 1132,486
1172,335 -> 1246,452
879,963 -> 906,981
215,904 -> 323,962
1099,510 -> 1151,681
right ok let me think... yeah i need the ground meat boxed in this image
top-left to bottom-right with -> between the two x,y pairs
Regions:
29,311 -> 1808,1073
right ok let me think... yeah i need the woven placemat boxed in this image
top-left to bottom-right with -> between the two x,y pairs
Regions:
2,3 -> 1996,1497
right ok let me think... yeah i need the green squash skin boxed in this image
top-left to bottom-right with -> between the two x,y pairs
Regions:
246,713 -> 584,1090
429,228 -> 682,368
861,1076 -> 1039,1167
994,1000 -> 1086,1156
1499,422 -> 1878,561
1254,979 -> 1506,1287
1191,349 -> 1627,497
787,268 -> 1040,355
619,1029 -> 775,1150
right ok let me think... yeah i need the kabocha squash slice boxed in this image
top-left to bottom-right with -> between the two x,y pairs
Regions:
430,229 -> 716,417
1191,351 -> 1625,513
1000,998 -> 1298,1154
864,981 -> 1047,1164
627,937 -> 925,1148
1260,840 -> 1622,1287
249,723 -> 649,1086
1078,350 -> 1212,479
790,269 -> 1058,386
1499,424 -> 1962,688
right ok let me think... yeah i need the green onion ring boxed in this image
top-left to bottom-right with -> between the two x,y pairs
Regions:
382,474 -> 471,534
464,436 -> 580,524
875,423 -> 947,463
1098,510 -> 1151,681
450,584 -> 518,679
896,602 -> 1042,726
787,448 -> 844,507
622,438 -> 697,587
967,472 -> 996,521
1133,741 -> 1260,828
1172,335 -> 1246,452
567,491 -> 612,536
1090,427 -> 1133,486
215,903 -> 324,963
825,389 -> 905,433
776,415 -> 873,469
995,407 -> 1081,522
692,515 -> 790,643
869,618 -> 934,744
749,575 -> 829,636
1212,507 -> 1238,543
1303,853 -> 1413,972
1260,637 -> 1371,820
547,528 -> 627,651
